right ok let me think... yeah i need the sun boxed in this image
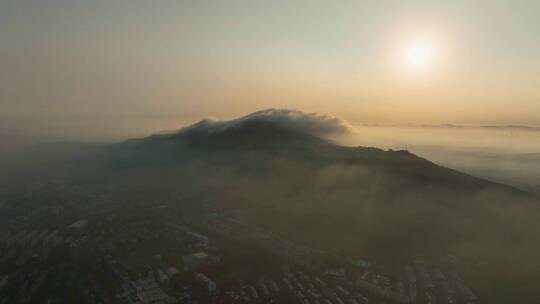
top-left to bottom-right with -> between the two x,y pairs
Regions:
402,41 -> 435,71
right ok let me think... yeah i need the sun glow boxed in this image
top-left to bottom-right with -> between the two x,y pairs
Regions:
402,41 -> 435,71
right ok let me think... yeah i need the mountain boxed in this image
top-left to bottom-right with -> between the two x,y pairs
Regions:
104,114 -> 525,198
1,110 -> 539,301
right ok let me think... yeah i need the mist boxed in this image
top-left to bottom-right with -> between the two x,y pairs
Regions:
333,125 -> 540,194
1,109 -> 539,302
2,0 -> 539,303
3,111 -> 540,196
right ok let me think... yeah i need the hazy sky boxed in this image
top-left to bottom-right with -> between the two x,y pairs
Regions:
1,0 -> 539,144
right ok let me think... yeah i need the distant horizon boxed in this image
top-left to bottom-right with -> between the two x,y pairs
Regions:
3,108 -> 540,150
3,108 -> 540,154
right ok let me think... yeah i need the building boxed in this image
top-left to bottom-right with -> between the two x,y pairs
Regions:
68,219 -> 89,229
0,276 -> 7,294
195,273 -> 217,295
182,252 -> 220,270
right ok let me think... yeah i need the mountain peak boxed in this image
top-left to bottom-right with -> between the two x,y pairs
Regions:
180,118 -> 327,150
178,108 -> 352,138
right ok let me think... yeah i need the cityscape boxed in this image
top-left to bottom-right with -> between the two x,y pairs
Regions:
0,181 -> 477,304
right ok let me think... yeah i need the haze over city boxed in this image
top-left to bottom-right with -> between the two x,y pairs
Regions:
0,1 -> 539,304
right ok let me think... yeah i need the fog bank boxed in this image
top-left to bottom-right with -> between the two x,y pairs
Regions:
334,125 -> 540,194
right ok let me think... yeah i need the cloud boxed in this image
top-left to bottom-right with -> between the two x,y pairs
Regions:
356,122 -> 540,132
180,108 -> 353,137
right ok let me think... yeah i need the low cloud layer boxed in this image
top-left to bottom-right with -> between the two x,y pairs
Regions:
334,124 -> 540,195
181,109 -> 353,137
357,123 -> 540,132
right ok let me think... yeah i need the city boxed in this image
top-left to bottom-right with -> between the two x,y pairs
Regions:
0,181 -> 477,304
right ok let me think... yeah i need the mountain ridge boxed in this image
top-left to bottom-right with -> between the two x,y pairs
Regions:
2,110 -> 531,199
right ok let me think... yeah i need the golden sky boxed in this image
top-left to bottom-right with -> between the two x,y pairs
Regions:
1,0 -> 539,142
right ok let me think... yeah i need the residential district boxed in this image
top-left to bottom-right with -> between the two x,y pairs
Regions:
0,181 -> 477,304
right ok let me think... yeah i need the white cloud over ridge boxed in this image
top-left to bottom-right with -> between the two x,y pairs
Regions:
181,108 -> 353,137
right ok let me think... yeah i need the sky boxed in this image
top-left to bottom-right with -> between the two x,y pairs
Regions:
1,0 -> 540,145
